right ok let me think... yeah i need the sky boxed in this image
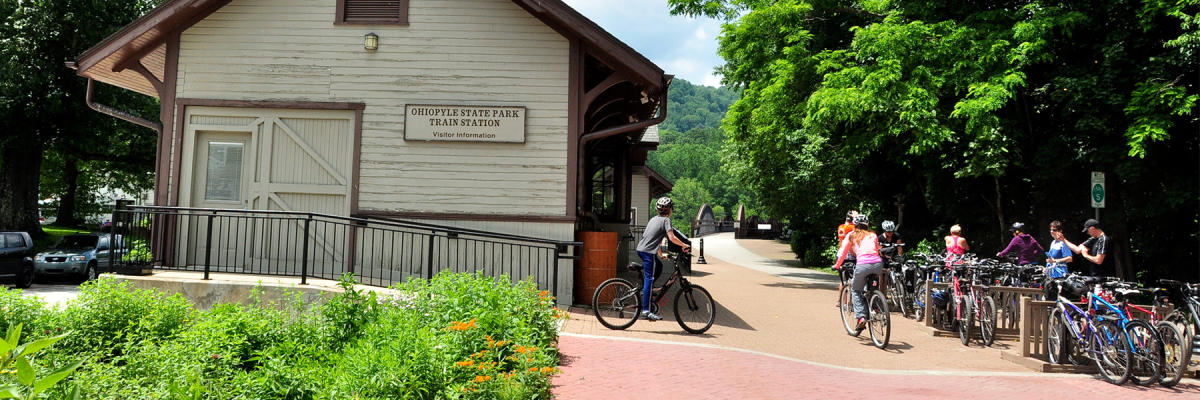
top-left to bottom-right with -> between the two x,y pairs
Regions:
561,0 -> 725,87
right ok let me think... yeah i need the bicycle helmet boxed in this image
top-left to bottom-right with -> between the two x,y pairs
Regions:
655,197 -> 674,212
881,220 -> 896,232
852,214 -> 869,229
1009,222 -> 1025,232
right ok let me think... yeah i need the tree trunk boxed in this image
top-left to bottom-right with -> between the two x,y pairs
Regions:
0,140 -> 46,237
56,156 -> 81,226
1106,172 -> 1134,280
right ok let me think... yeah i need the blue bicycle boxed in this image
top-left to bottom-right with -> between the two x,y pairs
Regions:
1045,276 -> 1134,385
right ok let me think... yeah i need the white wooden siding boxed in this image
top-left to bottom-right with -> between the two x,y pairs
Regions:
175,0 -> 570,216
631,171 -> 650,224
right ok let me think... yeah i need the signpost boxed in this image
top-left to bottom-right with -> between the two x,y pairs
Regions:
1091,171 -> 1105,220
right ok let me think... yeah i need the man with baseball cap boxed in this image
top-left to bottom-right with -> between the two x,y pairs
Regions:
1063,219 -> 1111,276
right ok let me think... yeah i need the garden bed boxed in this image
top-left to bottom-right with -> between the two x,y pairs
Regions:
0,272 -> 563,399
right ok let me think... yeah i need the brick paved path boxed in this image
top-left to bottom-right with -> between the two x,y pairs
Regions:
552,333 -> 1196,399
551,232 -> 1200,398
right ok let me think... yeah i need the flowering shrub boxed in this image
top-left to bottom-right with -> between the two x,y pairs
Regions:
1,272 -> 561,399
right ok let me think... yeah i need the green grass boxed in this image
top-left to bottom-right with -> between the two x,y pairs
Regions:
32,224 -> 90,253
806,266 -> 838,275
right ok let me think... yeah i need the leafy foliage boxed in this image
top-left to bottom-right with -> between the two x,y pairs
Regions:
0,0 -> 159,232
0,324 -> 83,400
647,78 -> 752,229
670,0 -> 1198,279
0,273 -> 562,399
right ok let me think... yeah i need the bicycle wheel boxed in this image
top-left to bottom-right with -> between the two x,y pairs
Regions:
957,297 -> 973,346
1125,320 -> 1164,386
592,278 -> 641,330
979,296 -> 997,347
1092,319 -> 1133,385
1046,309 -> 1069,364
1155,320 -> 1188,387
868,291 -> 891,349
674,284 -> 716,334
839,285 -> 860,336
912,278 -> 926,322
890,272 -> 908,318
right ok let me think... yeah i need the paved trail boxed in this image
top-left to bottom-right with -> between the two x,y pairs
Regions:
552,232 -> 1199,399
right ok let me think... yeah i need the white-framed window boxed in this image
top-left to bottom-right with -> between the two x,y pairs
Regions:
204,142 -> 244,202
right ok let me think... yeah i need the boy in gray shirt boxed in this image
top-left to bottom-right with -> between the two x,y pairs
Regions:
635,197 -> 692,321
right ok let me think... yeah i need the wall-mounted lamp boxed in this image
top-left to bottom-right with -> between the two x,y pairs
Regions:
364,33 -> 379,51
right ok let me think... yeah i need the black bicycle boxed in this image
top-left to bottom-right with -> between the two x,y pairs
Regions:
1155,279 -> 1199,387
591,242 -> 716,334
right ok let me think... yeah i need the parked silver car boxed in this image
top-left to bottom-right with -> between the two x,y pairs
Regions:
34,233 -> 123,282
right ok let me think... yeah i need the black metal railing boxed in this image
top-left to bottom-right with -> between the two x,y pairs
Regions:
109,206 -> 580,296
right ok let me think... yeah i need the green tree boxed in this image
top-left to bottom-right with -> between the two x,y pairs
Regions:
666,177 -> 713,232
648,78 -> 754,221
0,0 -> 158,233
671,0 -> 1199,279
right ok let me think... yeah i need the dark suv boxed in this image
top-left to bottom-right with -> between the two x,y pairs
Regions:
0,231 -> 35,288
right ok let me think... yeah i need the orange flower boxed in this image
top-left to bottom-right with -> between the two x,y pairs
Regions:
528,367 -> 539,372
474,375 -> 492,383
455,360 -> 475,367
446,318 -> 479,331
540,367 -> 555,374
539,290 -> 550,298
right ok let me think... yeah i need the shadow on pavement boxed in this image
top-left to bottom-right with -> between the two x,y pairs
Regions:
558,353 -> 580,368
844,338 -> 914,353
644,328 -> 718,340
762,280 -> 838,291
708,297 -> 754,331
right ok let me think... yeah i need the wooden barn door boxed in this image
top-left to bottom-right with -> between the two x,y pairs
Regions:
180,107 -> 355,275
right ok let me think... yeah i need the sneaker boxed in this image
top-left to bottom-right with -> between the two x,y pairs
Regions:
640,311 -> 663,321
855,317 -> 866,332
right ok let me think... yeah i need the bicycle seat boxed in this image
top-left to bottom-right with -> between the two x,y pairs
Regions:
626,262 -> 642,271
1157,278 -> 1185,287
1114,288 -> 1141,298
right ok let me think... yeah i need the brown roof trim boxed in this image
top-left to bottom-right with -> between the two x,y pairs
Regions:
154,32 -> 181,207
355,210 -> 576,223
76,0 -> 665,95
176,98 -> 366,111
567,38 -> 582,221
642,165 -> 673,196
75,0 -> 230,73
513,0 -> 665,92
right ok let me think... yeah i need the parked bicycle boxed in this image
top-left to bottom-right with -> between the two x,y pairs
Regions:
881,242 -> 910,318
1100,281 -> 1167,386
1045,276 -> 1134,385
1155,278 -> 1200,387
591,238 -> 716,334
945,263 -> 997,346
